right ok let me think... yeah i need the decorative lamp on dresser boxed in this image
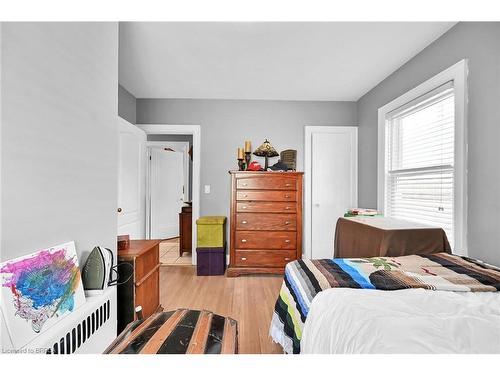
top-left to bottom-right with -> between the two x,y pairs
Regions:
227,171 -> 303,277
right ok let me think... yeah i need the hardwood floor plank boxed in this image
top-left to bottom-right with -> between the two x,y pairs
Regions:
159,266 -> 283,354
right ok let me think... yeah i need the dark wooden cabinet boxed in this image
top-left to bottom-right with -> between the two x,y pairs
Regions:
117,240 -> 161,333
179,205 -> 192,256
227,171 -> 303,277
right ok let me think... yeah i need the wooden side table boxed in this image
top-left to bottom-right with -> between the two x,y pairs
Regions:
179,205 -> 192,257
117,240 -> 162,333
105,309 -> 238,354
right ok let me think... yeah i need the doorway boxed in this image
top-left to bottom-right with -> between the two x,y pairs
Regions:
147,139 -> 192,265
138,125 -> 201,266
147,141 -> 189,239
304,126 -> 358,260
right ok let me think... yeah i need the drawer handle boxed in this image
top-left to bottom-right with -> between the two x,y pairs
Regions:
242,183 -> 248,186
284,257 -> 291,261
284,195 -> 290,198
285,221 -> 291,225
242,206 -> 248,209
243,194 -> 248,198
285,206 -> 291,210
241,257 -> 247,261
241,220 -> 248,224
285,183 -> 291,187
285,239 -> 291,243
241,239 -> 247,243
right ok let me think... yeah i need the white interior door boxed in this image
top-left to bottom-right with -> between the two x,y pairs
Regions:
117,117 -> 146,239
147,141 -> 190,202
149,148 -> 185,239
310,127 -> 357,259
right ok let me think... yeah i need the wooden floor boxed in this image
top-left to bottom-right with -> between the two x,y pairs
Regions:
159,265 -> 284,354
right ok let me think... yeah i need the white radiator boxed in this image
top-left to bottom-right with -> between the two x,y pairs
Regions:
1,287 -> 117,354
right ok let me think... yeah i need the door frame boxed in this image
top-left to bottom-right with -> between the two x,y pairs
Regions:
146,144 -> 188,240
304,126 -> 358,260
138,124 -> 201,265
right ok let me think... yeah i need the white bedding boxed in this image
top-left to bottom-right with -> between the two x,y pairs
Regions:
300,288 -> 500,354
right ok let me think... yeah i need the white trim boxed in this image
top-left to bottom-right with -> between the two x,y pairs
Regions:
138,124 -> 201,265
304,126 -> 358,259
377,59 -> 468,255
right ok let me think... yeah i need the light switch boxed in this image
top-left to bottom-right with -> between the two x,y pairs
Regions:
204,185 -> 211,194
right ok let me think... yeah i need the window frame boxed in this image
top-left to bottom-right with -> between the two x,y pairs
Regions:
377,59 -> 468,255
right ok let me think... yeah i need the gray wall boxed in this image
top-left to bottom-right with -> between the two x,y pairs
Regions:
147,134 -> 193,200
137,99 -> 357,218
118,84 -> 136,124
1,23 -> 119,263
357,22 -> 500,265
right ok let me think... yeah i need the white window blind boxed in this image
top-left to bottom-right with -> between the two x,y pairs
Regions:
384,82 -> 455,246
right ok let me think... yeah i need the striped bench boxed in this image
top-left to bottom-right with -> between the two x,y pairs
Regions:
105,309 -> 238,354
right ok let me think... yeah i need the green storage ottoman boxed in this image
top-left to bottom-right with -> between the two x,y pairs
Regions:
196,216 -> 226,248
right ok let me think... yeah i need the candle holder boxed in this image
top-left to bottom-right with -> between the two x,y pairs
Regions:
244,152 -> 251,170
238,158 -> 245,171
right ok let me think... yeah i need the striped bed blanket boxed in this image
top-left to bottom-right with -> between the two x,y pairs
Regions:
269,252 -> 500,354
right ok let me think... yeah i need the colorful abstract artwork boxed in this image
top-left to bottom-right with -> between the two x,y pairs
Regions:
0,241 -> 86,349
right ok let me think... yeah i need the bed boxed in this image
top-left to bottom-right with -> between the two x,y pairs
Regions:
269,253 -> 500,354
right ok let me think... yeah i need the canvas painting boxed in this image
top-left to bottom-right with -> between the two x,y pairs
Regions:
0,241 -> 86,349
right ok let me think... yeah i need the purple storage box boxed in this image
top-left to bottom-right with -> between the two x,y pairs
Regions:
196,244 -> 226,276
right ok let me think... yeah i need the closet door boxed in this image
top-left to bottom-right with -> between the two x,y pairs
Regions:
307,127 -> 358,259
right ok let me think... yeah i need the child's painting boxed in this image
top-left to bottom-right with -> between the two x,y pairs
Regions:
0,241 -> 86,349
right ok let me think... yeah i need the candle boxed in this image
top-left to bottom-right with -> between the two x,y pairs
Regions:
244,141 -> 251,153
238,147 -> 244,159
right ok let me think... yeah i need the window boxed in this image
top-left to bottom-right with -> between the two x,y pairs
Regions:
378,60 -> 467,254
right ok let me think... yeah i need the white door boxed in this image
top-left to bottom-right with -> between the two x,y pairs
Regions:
117,117 -> 146,239
149,148 -> 185,239
308,127 -> 357,259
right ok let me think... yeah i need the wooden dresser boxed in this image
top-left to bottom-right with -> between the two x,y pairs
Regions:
179,205 -> 192,257
117,240 -> 161,333
227,171 -> 303,277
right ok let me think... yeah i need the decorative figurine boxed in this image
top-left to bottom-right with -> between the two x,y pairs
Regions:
280,149 -> 297,171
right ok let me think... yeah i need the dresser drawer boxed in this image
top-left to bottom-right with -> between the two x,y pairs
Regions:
236,175 -> 296,190
234,250 -> 296,267
236,201 -> 296,213
236,213 -> 296,231
236,190 -> 296,202
134,244 -> 159,281
235,231 -> 296,249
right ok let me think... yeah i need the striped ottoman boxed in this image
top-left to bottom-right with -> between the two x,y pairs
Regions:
105,309 -> 238,354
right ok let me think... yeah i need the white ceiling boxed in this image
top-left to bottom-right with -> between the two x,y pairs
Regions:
119,22 -> 455,101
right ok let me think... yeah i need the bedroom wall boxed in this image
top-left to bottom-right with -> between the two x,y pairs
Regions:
118,84 -> 137,124
0,23 -> 119,264
357,22 -> 500,265
136,98 -> 357,218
